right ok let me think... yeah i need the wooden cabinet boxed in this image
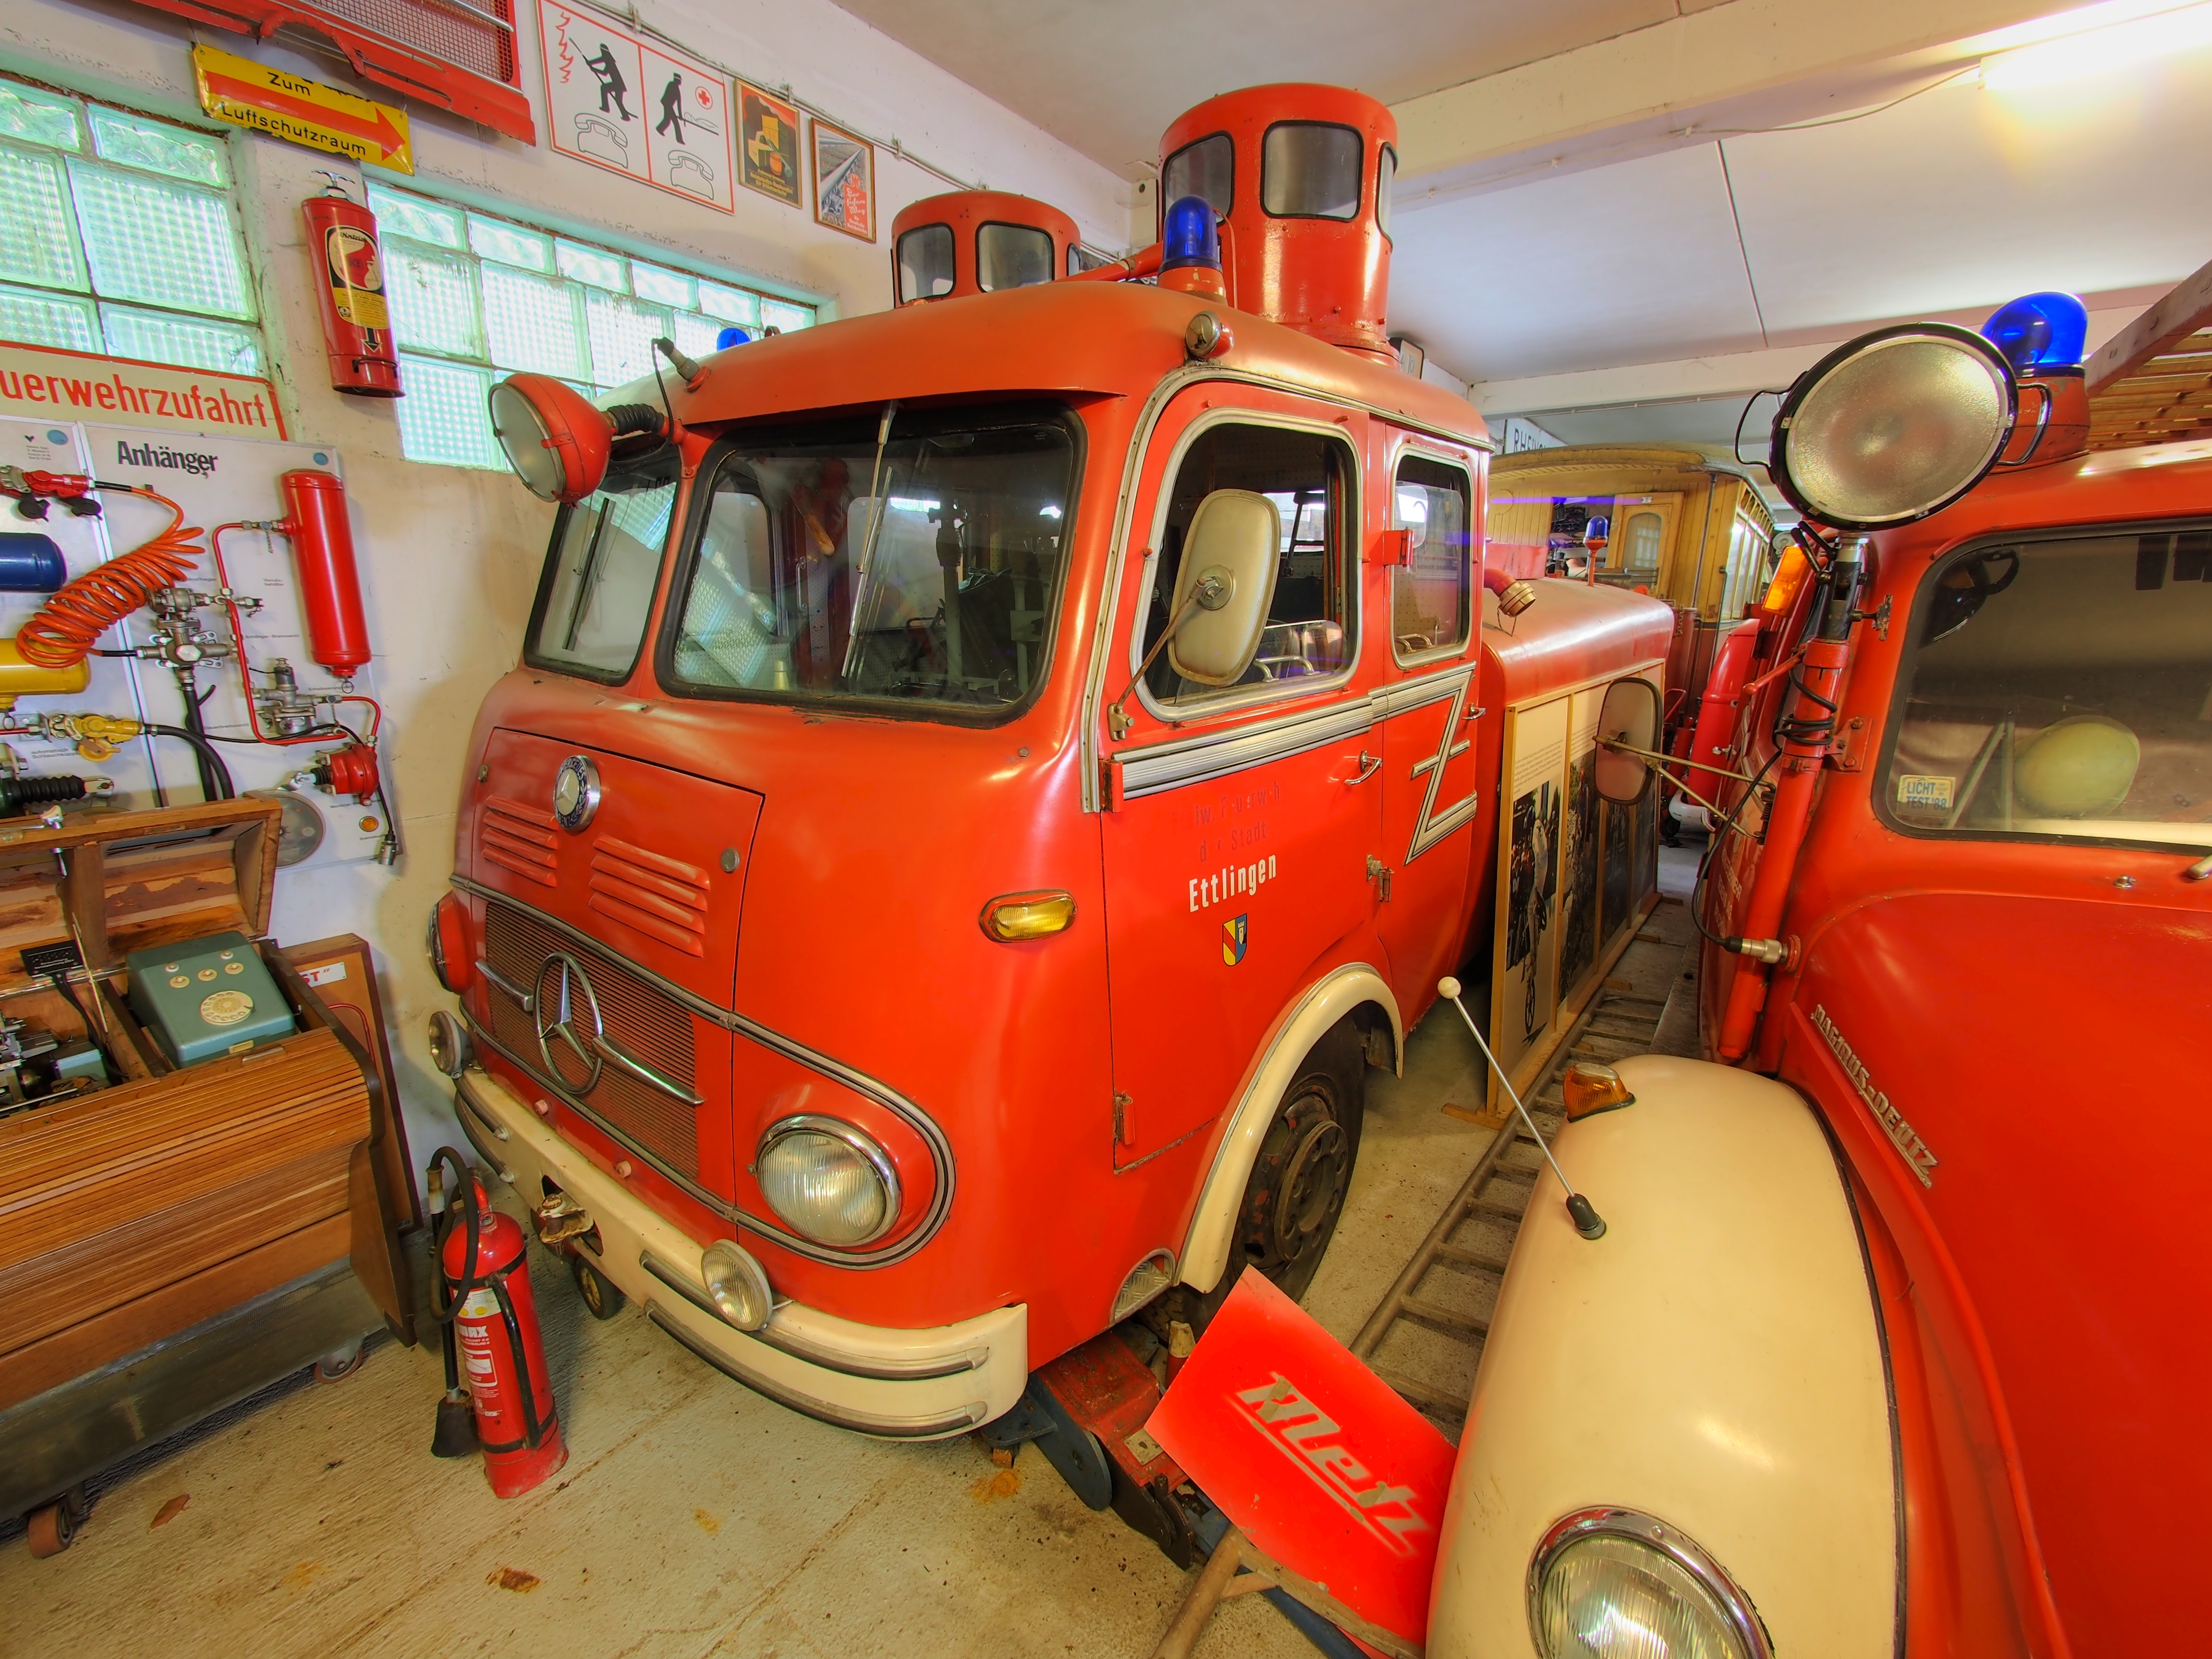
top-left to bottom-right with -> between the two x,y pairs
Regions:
0,799 -> 412,1528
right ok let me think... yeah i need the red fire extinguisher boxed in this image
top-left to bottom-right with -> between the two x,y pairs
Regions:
428,1148 -> 566,1498
302,176 -> 402,398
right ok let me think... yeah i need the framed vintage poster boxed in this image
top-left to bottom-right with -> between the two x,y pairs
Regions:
539,2 -> 735,214
811,118 -> 875,241
737,80 -> 801,206
1490,694 -> 1569,1090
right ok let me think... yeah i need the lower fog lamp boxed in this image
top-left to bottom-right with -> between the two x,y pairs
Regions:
1530,1508 -> 1768,1659
701,1239 -> 772,1330
756,1116 -> 899,1247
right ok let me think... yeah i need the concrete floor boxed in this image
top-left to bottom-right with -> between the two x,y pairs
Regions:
2,845 -> 1702,1659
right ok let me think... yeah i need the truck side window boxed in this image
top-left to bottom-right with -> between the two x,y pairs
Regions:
1880,523 -> 2212,854
523,467 -> 678,683
1392,454 -> 1472,659
1142,421 -> 1355,705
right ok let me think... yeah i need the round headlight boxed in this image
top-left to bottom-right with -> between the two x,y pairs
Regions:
426,1009 -> 472,1079
1770,322 -> 2015,531
1530,1509 -> 1767,1659
755,1116 -> 899,1247
700,1238 -> 771,1330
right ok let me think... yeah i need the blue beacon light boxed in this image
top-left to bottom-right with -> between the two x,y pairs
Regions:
1980,291 -> 2088,374
1160,194 -> 1222,272
715,325 -> 756,350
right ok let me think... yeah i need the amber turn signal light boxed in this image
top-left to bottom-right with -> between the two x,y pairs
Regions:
980,890 -> 1076,942
1561,1060 -> 1635,1121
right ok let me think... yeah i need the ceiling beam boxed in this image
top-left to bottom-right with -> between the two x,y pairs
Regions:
1476,301 -> 2152,416
1391,0 -> 2073,202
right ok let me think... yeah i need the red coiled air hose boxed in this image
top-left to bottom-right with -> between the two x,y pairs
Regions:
16,488 -> 203,669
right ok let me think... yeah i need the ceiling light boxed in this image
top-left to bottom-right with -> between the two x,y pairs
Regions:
1981,0 -> 2212,87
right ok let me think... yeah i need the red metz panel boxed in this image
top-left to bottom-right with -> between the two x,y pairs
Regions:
129,0 -> 535,142
1148,1269 -> 1456,1647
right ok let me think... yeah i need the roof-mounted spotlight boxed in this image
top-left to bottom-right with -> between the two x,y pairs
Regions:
487,373 -> 663,504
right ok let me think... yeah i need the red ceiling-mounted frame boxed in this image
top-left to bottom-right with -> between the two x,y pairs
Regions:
133,0 -> 536,143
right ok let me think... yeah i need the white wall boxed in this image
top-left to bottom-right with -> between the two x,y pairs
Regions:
0,0 -> 1129,1193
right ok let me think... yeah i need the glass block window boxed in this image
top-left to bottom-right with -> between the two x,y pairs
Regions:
369,181 -> 817,471
0,78 -> 261,373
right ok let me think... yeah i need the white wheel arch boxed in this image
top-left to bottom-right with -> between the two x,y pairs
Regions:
1176,962 -> 1401,1295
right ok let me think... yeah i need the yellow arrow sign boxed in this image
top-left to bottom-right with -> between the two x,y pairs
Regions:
192,44 -> 414,174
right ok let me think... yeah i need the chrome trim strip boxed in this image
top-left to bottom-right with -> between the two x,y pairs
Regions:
641,1249 -> 726,1324
453,878 -> 956,1268
1116,698 -> 1373,800
1370,662 -> 1482,863
478,957 -> 534,1013
594,1030 -> 705,1106
1079,361 -> 1495,814
646,1306 -> 986,1438
640,1251 -> 977,1380
453,1093 -> 514,1183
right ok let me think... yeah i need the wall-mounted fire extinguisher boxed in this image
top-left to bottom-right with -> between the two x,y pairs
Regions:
427,1148 -> 566,1498
302,175 -> 402,398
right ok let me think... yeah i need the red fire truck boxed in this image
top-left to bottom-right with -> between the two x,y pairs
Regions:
1428,286 -> 2212,1656
428,84 -> 1666,1444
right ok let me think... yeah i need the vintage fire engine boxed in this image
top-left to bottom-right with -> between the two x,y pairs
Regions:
1429,283 -> 2212,1656
428,83 -> 1666,1444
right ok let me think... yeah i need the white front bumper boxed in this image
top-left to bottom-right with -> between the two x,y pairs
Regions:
454,1067 -> 1025,1439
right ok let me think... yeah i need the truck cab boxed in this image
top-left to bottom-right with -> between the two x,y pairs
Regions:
429,84 -> 1667,1446
1431,291 -> 2212,1657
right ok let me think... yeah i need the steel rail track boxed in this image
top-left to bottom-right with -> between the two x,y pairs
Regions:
1349,899 -> 1695,1437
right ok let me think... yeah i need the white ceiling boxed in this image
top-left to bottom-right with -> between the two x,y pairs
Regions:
1395,43 -> 2212,386
832,0 -> 2212,449
829,0 -> 1681,174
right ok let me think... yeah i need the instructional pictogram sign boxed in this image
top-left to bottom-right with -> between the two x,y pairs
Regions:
191,44 -> 413,174
539,3 -> 734,214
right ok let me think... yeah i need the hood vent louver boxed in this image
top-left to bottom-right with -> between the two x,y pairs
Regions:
480,795 -> 559,886
588,836 -> 710,957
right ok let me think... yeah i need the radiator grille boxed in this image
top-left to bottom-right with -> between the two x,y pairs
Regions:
480,900 -> 701,1181
481,795 -> 558,887
589,836 -> 710,957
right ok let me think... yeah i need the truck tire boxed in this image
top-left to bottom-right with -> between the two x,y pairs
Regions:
1198,1017 -> 1367,1324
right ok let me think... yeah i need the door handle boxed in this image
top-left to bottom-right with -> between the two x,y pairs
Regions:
1347,750 -> 1382,785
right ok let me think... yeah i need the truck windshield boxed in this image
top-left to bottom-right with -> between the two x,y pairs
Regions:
665,407 -> 1076,716
1881,523 -> 2212,851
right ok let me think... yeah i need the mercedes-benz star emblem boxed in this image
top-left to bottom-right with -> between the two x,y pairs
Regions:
552,753 -> 601,832
534,952 -> 604,1094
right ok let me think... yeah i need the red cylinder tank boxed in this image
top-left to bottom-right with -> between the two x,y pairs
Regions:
301,189 -> 402,397
1157,84 -> 1398,360
890,190 -> 1082,304
278,469 -> 372,680
442,1197 -> 566,1499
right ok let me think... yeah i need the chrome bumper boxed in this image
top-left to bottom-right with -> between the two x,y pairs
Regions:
453,1068 -> 1024,1439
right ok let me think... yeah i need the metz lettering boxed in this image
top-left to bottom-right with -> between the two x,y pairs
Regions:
1190,853 -> 1276,912
1233,1374 -> 1429,1553
1812,1004 -> 1937,1186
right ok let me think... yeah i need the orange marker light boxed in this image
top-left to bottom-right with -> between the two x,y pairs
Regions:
1562,1061 -> 1636,1121
980,890 -> 1077,942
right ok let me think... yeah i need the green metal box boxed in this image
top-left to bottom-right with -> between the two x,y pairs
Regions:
125,931 -> 297,1066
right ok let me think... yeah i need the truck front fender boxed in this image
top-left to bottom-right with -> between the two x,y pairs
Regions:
1429,1056 -> 1895,1658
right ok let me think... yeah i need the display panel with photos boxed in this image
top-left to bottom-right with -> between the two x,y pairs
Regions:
1487,667 -> 1663,1111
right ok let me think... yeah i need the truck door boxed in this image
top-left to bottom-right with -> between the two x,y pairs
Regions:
1100,398 -> 1380,1168
1372,443 -> 1482,1009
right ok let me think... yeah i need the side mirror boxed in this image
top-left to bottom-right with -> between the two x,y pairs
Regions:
1166,489 -> 1281,686
489,373 -> 618,504
1594,676 -> 1660,805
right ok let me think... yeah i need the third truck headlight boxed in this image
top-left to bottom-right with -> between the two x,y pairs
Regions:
756,1116 -> 899,1247
1530,1509 -> 1767,1659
